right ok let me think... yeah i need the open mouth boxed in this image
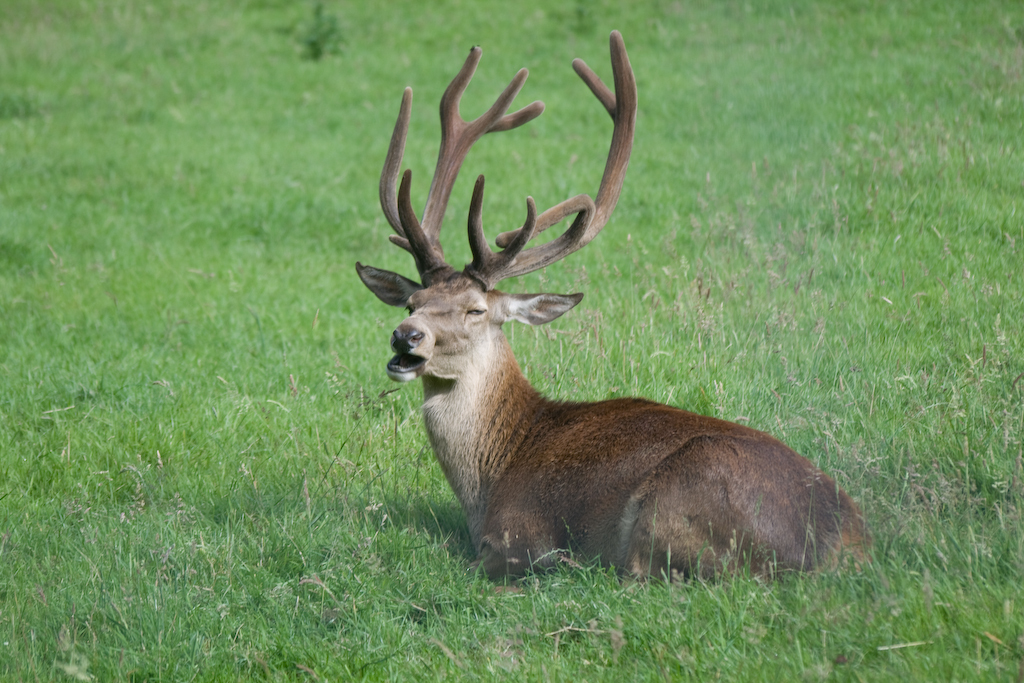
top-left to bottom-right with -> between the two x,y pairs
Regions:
386,353 -> 427,380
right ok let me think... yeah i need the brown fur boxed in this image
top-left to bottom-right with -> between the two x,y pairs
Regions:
463,341 -> 870,580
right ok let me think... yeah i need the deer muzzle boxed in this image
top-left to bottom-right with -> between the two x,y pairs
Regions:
386,322 -> 432,381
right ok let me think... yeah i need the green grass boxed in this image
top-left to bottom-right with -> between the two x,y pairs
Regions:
2,0 -> 1023,679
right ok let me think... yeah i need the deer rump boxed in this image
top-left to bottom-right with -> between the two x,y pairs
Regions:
356,31 -> 869,581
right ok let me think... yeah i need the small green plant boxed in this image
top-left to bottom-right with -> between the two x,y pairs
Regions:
300,1 -> 340,61
573,2 -> 595,35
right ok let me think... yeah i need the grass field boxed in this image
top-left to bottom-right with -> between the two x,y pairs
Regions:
2,0 -> 1023,680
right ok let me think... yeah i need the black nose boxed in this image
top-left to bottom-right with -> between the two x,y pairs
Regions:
391,328 -> 424,354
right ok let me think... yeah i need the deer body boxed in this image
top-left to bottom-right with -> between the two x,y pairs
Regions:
482,395 -> 863,578
356,33 -> 868,580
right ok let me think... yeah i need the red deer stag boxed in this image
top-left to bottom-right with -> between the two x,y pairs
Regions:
356,32 -> 869,580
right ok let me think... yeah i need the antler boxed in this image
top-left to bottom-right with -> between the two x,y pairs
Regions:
380,31 -> 636,291
380,47 -> 544,285
465,176 -> 595,289
467,30 -> 636,290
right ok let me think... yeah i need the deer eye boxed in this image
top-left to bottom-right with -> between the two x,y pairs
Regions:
468,309 -> 486,316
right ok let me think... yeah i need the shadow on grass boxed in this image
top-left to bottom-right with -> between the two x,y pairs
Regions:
381,495 -> 475,561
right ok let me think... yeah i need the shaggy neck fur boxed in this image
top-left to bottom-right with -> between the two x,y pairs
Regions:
421,333 -> 539,550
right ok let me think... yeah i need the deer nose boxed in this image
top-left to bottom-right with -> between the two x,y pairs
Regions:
391,328 -> 424,354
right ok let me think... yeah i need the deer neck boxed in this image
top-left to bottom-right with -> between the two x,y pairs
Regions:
420,333 -> 538,549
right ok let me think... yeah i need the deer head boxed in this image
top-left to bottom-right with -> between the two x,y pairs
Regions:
357,32 -> 636,384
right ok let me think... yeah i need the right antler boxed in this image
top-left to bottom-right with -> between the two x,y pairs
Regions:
380,31 -> 637,291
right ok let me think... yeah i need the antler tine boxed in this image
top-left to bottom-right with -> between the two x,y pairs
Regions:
583,30 -> 636,238
489,31 -> 636,280
466,175 -> 496,279
380,87 -> 412,245
419,49 -> 544,247
397,169 -> 449,283
481,193 -> 595,283
465,175 -> 542,289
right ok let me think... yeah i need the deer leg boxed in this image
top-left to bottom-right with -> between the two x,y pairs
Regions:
476,521 -> 561,580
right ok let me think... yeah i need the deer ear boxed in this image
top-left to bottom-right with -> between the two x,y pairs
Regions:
502,292 -> 584,326
356,263 -> 423,307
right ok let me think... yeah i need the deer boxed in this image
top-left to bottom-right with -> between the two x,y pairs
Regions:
355,31 -> 869,581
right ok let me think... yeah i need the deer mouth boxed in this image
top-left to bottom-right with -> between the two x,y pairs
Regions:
386,353 -> 427,381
